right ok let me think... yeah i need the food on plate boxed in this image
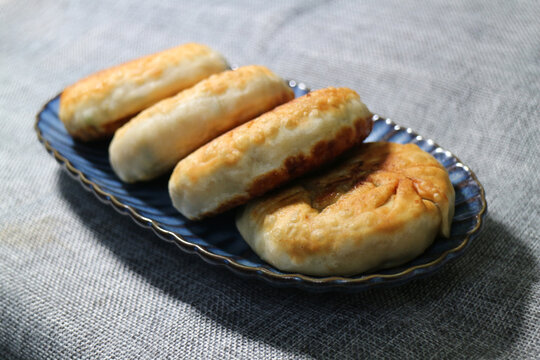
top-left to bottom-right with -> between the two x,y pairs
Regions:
59,43 -> 228,141
236,142 -> 455,276
169,87 -> 373,220
109,65 -> 294,183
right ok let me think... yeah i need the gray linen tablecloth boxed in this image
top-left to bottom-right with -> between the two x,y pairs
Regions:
1,1 -> 539,358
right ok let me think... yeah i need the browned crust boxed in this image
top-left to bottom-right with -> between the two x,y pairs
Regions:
190,65 -> 288,96
60,43 -> 220,111
193,194 -> 252,220
248,118 -> 372,197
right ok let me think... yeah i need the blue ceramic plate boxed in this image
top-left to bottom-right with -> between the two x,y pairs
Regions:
35,82 -> 487,292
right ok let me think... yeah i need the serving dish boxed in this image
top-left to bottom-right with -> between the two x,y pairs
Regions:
35,82 -> 487,292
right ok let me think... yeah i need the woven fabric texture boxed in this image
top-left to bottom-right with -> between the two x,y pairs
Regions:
1,1 -> 539,359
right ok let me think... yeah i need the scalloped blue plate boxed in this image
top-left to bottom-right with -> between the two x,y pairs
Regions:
35,83 -> 487,292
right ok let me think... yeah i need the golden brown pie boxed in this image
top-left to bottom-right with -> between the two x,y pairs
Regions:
169,87 -> 373,220
59,43 -> 228,141
236,142 -> 455,276
109,65 -> 294,182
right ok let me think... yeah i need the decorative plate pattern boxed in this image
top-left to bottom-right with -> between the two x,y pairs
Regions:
35,83 -> 487,292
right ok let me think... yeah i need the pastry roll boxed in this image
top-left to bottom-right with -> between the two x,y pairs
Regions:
109,65 -> 294,183
59,43 -> 228,141
169,87 -> 373,220
236,142 -> 455,276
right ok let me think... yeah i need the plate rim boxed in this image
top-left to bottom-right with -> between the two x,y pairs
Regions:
35,90 -> 487,289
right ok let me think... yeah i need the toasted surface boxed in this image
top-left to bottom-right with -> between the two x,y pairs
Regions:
59,43 -> 228,141
236,142 -> 455,276
169,87 -> 373,220
109,65 -> 294,182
